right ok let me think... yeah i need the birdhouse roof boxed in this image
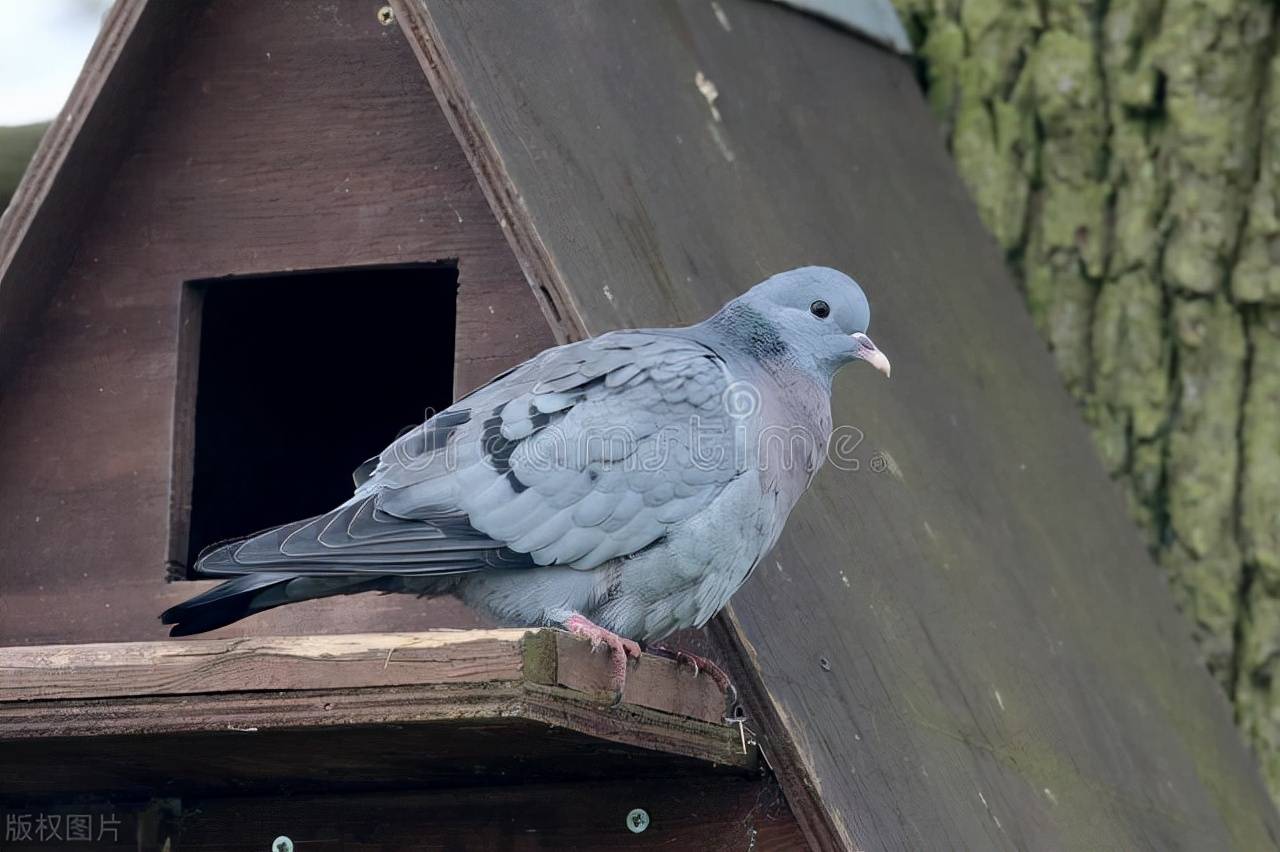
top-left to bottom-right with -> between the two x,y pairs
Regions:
0,2 -> 1275,849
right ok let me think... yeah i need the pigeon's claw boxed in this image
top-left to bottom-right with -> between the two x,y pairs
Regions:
648,644 -> 736,704
563,614 -> 641,703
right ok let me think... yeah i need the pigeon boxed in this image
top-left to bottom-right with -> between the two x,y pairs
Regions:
162,266 -> 890,696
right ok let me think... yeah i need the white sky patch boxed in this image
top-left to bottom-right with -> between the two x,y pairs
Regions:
0,0 -> 113,125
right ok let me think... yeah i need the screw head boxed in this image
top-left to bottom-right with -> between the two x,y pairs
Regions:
626,808 -> 650,834
272,837 -> 294,852
376,5 -> 394,25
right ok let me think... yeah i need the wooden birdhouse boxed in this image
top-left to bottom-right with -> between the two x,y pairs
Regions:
1,1 -> 1276,849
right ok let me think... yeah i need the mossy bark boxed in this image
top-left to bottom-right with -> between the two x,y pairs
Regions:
893,0 -> 1280,803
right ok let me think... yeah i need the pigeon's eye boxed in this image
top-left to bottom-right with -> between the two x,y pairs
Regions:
810,300 -> 831,319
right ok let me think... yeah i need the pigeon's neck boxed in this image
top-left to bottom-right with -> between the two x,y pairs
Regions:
702,302 -> 832,392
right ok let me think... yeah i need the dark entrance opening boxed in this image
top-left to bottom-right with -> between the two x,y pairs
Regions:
176,263 -> 458,577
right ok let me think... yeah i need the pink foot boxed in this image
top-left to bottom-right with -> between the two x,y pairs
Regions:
564,614 -> 642,702
649,644 -> 736,702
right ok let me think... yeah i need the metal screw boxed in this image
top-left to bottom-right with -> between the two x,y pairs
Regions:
625,808 -> 650,834
272,837 -> 294,852
376,5 -> 394,25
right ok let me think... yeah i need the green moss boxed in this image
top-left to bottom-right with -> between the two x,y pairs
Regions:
1089,271 -> 1171,476
891,0 -> 1280,806
1234,51 -> 1280,303
920,20 -> 967,122
1165,297 -> 1247,556
1236,584 -> 1280,787
1154,0 -> 1275,294
1240,309 -> 1280,583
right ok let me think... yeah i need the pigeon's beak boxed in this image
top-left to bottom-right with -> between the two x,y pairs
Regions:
851,332 -> 891,378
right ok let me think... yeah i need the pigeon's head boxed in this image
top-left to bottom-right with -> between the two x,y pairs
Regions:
720,266 -> 890,381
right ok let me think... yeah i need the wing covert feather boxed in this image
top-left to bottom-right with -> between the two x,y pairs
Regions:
367,331 -> 743,569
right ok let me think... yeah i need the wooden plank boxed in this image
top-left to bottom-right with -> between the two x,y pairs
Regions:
0,631 -> 752,797
0,777 -> 805,850
169,778 -> 806,851
0,631 -> 740,750
547,631 -> 725,722
0,0 -> 555,646
403,2 -> 1280,849
0,630 -> 531,701
0,630 -> 727,721
0,717 -> 751,800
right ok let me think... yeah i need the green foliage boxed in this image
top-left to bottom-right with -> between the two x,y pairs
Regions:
0,123 -> 48,211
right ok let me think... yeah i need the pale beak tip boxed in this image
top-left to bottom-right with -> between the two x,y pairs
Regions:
868,349 -> 891,379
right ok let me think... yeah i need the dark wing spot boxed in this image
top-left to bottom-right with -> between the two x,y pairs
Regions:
434,409 -> 472,428
481,414 -> 517,474
528,406 -> 553,431
506,470 -> 529,494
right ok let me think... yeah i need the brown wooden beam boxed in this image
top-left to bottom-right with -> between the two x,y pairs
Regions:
0,629 -> 747,773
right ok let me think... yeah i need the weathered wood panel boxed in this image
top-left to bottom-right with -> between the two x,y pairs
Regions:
0,629 -> 726,725
0,0 -> 554,646
172,779 -> 806,851
0,779 -> 806,851
0,630 -> 748,797
402,1 -> 1280,848
0,0 -> 195,386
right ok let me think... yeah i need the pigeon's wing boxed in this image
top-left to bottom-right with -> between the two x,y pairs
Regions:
198,331 -> 744,577
368,329 -> 745,569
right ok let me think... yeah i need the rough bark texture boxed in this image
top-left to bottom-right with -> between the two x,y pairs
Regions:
891,0 -> 1280,803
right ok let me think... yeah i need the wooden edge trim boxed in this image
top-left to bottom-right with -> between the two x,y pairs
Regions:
390,0 -> 585,346
521,682 -> 754,770
0,629 -> 746,767
710,607 -> 847,851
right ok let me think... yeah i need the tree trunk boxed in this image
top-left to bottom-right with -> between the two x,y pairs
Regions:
891,0 -> 1280,802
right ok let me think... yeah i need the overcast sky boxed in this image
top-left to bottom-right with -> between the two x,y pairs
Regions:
0,0 -> 113,126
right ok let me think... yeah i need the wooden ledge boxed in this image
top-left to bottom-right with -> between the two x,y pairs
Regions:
0,629 -> 752,783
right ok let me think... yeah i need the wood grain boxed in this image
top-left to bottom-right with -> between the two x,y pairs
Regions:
403,1 -> 1280,849
0,0 -> 195,386
0,629 -> 731,726
0,0 -> 555,647
170,778 -> 806,851
0,630 -> 751,799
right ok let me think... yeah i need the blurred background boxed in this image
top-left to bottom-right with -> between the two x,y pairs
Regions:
2,0 -> 1278,806
0,0 -> 112,208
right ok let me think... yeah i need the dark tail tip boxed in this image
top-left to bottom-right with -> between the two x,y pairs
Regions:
160,572 -> 293,636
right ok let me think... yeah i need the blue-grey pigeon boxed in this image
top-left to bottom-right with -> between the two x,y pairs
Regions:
162,267 -> 890,693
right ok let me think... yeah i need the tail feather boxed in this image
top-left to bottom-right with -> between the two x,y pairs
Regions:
161,495 -> 527,636
160,572 -> 296,636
